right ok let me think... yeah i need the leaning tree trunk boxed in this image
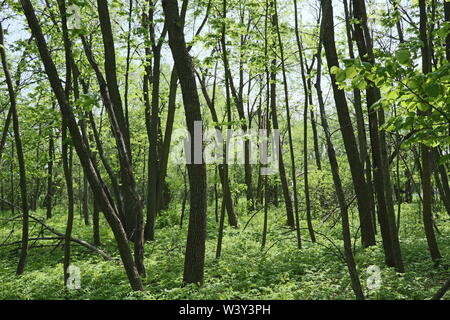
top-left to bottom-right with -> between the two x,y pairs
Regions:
162,0 -> 208,285
321,0 -> 375,249
0,23 -> 30,276
351,0 -> 404,271
21,0 -> 144,291
315,29 -> 365,299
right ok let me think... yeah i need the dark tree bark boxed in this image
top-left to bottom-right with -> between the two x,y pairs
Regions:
157,67 -> 178,212
93,198 -> 101,246
310,108 -> 322,170
162,0 -> 208,284
142,0 -> 168,240
321,0 -> 376,249
215,196 -> 226,259
20,0 -> 144,291
45,107 -> 55,219
124,0 -> 134,130
293,4 -> 316,243
267,15 -> 295,229
418,0 -> 441,262
315,33 -> 365,300
179,166 -> 188,228
431,276 -> 450,300
351,0 -> 404,271
10,141 -> 14,215
96,1 -> 144,255
434,150 -> 450,217
343,0 -> 376,234
0,23 -> 30,276
31,125 -> 42,212
218,0 -> 241,228
62,123 -> 74,285
277,0 -> 301,247
79,34 -> 145,274
80,117 -> 90,226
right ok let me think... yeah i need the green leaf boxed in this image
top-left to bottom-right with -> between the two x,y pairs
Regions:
330,66 -> 340,75
335,69 -> 346,82
345,65 -> 358,79
438,154 -> 450,166
395,49 -> 411,65
424,83 -> 441,98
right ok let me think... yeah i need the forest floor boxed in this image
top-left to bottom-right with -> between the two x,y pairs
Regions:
0,203 -> 449,300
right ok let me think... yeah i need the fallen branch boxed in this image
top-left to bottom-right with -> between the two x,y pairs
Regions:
0,197 -> 112,260
28,215 -> 113,261
431,277 -> 450,300
0,237 -> 62,247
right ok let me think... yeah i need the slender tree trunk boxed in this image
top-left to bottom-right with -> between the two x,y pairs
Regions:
315,34 -> 364,300
343,0 -> 375,234
276,0 -> 301,247
0,23 -> 30,276
97,0 -> 144,251
196,70 -> 237,228
321,0 -> 375,249
294,11 -> 316,243
220,0 -> 253,219
434,151 -> 450,217
123,0 -> 133,130
218,0 -> 241,228
179,167 -> 187,228
62,123 -> 74,285
21,0 -> 144,290
93,198 -> 101,246
162,0 -> 208,284
10,141 -> 14,216
143,0 -> 167,239
215,196 -> 226,259
310,108 -> 322,170
81,117 -> 90,226
45,105 -> 55,219
157,67 -> 178,212
351,0 -> 404,272
267,7 -> 294,228
418,0 -> 441,262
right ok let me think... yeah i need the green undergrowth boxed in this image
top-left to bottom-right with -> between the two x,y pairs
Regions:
0,202 -> 448,300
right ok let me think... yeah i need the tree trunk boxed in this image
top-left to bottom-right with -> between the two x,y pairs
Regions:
418,0 -> 441,262
315,31 -> 365,299
0,23 -> 30,276
21,0 -> 144,291
321,0 -> 376,249
162,0 -> 208,285
279,0 -> 302,247
351,0 -> 404,271
45,105 -> 55,219
268,38 -> 294,228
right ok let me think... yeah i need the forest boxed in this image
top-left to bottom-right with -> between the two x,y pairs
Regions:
0,0 -> 449,301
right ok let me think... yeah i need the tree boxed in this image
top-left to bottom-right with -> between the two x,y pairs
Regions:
162,0 -> 208,284
19,0 -> 144,291
321,0 -> 376,249
0,22 -> 30,276
418,0 -> 441,262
